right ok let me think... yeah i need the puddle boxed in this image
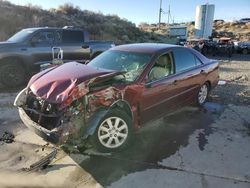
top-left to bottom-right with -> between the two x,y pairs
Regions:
194,102 -> 224,151
72,102 -> 224,186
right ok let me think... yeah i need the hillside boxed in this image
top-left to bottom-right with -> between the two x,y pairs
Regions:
139,21 -> 250,41
0,1 -> 167,44
0,1 -> 249,44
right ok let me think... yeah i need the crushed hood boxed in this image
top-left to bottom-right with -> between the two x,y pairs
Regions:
28,62 -> 121,104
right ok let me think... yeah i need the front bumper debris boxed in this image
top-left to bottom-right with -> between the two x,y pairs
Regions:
18,106 -> 59,143
14,88 -> 60,143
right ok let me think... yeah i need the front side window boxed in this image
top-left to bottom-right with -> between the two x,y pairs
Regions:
173,48 -> 196,73
31,31 -> 54,45
88,50 -> 151,82
148,53 -> 173,82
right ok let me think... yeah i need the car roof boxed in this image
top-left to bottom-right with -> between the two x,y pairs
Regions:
112,43 -> 178,54
22,27 -> 83,32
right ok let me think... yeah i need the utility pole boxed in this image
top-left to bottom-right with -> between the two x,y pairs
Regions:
167,3 -> 171,24
158,0 -> 162,28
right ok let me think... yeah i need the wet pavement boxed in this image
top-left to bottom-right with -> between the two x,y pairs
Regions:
0,88 -> 250,187
77,102 -> 250,188
76,103 -> 227,187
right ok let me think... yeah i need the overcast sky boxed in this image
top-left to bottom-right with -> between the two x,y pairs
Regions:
8,0 -> 250,24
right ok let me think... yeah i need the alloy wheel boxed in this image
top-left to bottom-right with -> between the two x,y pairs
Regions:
198,84 -> 208,105
97,117 -> 128,149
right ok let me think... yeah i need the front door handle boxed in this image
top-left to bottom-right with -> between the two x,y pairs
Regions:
82,44 -> 89,49
172,80 -> 178,85
200,70 -> 206,74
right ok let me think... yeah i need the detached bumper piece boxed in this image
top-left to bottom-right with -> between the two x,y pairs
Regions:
22,148 -> 58,172
18,107 -> 59,143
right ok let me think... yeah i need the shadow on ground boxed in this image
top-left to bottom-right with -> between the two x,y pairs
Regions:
66,102 -> 224,187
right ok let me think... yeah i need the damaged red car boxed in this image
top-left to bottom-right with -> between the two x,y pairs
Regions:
14,43 -> 219,152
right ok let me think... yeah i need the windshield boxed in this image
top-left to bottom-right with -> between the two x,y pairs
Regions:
88,50 -> 151,82
7,29 -> 35,42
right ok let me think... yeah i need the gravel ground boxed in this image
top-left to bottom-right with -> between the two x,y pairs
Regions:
0,53 -> 249,187
210,54 -> 250,105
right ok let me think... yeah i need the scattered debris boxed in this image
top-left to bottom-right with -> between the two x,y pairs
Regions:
0,131 -> 15,143
218,80 -> 227,85
22,148 -> 57,172
231,75 -> 248,82
83,148 -> 111,156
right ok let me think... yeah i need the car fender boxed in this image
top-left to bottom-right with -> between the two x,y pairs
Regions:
83,100 -> 133,138
83,108 -> 109,138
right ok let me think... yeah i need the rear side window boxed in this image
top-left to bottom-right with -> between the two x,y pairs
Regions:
173,48 -> 196,73
62,30 -> 84,43
194,56 -> 203,66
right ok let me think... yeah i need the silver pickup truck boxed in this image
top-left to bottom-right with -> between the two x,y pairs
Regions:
0,27 -> 115,87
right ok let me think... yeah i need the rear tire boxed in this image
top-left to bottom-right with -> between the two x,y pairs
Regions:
91,109 -> 132,152
197,83 -> 209,106
0,62 -> 26,88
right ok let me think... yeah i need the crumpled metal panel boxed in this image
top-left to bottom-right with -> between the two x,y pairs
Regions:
88,87 -> 123,111
28,62 -> 122,104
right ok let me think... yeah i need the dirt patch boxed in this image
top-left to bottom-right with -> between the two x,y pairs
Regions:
210,55 -> 250,105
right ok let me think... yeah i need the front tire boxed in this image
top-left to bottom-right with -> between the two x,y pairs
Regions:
197,83 -> 209,106
0,63 -> 26,88
91,109 -> 132,152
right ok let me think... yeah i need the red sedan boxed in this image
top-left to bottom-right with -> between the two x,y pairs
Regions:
14,43 -> 219,152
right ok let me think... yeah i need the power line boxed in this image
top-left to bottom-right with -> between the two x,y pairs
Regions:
158,0 -> 174,27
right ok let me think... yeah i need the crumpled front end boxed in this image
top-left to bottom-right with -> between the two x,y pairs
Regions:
14,84 -> 123,145
14,88 -> 86,144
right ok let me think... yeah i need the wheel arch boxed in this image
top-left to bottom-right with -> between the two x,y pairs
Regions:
110,100 -> 133,120
204,80 -> 211,91
83,100 -> 133,138
0,56 -> 28,72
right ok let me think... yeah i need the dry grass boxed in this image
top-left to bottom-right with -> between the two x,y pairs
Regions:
0,1 -> 160,44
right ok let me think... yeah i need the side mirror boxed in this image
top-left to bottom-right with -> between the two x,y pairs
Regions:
84,60 -> 90,64
82,44 -> 89,49
143,74 -> 153,88
145,82 -> 152,88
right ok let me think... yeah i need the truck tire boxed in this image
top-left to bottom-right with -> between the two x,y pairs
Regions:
0,62 -> 26,88
242,49 -> 248,55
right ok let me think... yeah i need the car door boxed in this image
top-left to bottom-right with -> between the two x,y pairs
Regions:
171,48 -> 205,106
28,30 -> 54,64
140,52 -> 183,124
55,30 -> 91,62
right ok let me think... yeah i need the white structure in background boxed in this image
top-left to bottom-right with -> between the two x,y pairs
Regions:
169,25 -> 188,39
195,4 -> 215,39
